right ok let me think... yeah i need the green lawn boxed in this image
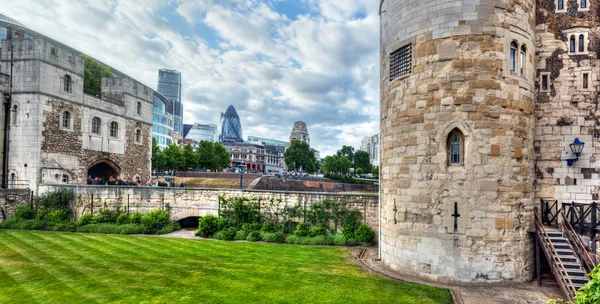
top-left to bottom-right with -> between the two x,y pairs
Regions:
0,230 -> 452,304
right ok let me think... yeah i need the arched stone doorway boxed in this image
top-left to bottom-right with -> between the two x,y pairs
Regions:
87,160 -> 120,181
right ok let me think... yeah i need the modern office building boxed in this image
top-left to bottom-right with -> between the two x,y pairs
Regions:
219,105 -> 243,143
186,123 -> 218,142
183,124 -> 193,138
152,92 -> 174,150
360,134 -> 379,166
247,136 -> 288,150
157,69 -> 183,136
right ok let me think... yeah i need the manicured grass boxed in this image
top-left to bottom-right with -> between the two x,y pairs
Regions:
0,230 -> 453,304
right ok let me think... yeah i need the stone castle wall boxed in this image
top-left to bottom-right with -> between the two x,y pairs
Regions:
534,0 -> 600,204
380,0 -> 536,283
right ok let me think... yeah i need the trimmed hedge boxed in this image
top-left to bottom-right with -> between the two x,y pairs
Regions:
262,232 -> 285,243
77,223 -> 146,235
246,231 -> 261,242
214,228 -> 236,241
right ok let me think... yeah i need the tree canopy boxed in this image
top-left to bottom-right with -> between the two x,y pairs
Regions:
353,150 -> 372,173
82,54 -> 113,96
151,140 -> 232,172
284,140 -> 316,173
321,155 -> 352,175
336,145 -> 355,161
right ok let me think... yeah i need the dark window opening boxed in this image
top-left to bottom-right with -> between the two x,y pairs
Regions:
62,111 -> 71,129
177,217 -> 200,229
447,129 -> 464,166
579,35 -> 585,53
581,0 -> 587,8
390,44 -> 412,80
583,73 -> 589,89
63,75 -> 71,92
510,42 -> 517,73
558,0 -> 564,10
570,35 -> 576,53
542,75 -> 549,91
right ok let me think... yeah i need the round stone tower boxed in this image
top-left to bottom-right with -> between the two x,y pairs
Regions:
379,0 -> 536,283
290,121 -> 310,146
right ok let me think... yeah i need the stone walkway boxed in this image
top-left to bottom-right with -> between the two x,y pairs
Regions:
355,248 -> 564,304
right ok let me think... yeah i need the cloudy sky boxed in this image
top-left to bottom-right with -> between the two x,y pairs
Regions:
3,0 -> 380,157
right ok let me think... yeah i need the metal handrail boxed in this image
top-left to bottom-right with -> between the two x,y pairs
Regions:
535,209 -> 578,301
561,212 -> 596,273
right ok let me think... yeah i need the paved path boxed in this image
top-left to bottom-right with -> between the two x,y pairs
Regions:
356,248 -> 564,304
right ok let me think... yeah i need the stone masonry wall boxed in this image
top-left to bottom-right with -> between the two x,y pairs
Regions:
380,0 -> 536,283
37,184 -> 379,238
535,0 -> 600,204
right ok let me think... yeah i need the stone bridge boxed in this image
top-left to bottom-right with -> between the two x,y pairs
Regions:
37,184 -> 379,234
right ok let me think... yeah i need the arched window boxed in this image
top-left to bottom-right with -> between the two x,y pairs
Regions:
10,173 -> 16,188
62,111 -> 71,129
135,129 -> 142,143
579,35 -> 585,52
91,117 -> 101,135
520,45 -> 527,77
137,102 -> 142,115
570,35 -> 576,53
447,129 -> 464,166
558,0 -> 564,10
509,42 -> 517,73
63,75 -> 71,92
11,105 -> 18,125
109,121 -> 118,138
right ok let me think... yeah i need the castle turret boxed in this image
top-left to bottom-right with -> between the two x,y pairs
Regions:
379,0 -> 536,283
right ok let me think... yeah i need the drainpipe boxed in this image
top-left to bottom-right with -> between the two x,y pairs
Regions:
2,26 -> 13,189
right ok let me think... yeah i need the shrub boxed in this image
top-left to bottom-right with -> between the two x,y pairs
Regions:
48,222 -> 77,232
354,224 -> 375,244
575,265 -> 600,304
262,231 -> 285,243
93,209 -> 121,224
0,218 -> 18,229
309,226 -> 326,237
284,235 -> 333,245
77,223 -> 145,235
342,223 -> 356,239
196,215 -> 219,237
141,210 -> 171,234
1,219 -> 45,230
294,222 -> 310,237
35,189 -> 73,213
216,218 -> 231,231
14,206 -> 35,220
214,228 -> 236,241
234,230 -> 248,240
43,210 -> 69,224
219,196 -> 261,228
118,224 -> 146,235
156,223 -> 179,235
129,212 -> 143,225
248,223 -> 261,232
246,231 -> 261,242
261,221 -> 274,233
116,213 -> 130,225
333,234 -> 347,246
77,214 -> 94,227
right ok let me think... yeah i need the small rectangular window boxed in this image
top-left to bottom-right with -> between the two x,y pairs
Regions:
583,73 -> 589,89
390,44 -> 412,81
581,0 -> 587,8
542,75 -> 548,91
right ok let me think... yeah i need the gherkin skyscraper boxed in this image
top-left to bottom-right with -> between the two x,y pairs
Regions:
219,105 -> 243,142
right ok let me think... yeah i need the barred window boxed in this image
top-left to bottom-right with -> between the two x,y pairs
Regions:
390,44 -> 412,81
447,129 -> 464,166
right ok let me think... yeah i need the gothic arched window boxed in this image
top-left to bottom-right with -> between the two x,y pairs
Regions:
520,45 -> 527,77
447,129 -> 464,166
62,111 -> 71,129
91,117 -> 101,135
570,35 -> 576,53
63,75 -> 71,92
579,35 -> 585,52
109,121 -> 118,138
510,42 -> 517,73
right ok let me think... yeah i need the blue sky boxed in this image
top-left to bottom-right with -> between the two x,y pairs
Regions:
3,0 -> 380,156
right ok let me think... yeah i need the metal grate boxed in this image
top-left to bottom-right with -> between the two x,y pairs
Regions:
390,44 -> 412,81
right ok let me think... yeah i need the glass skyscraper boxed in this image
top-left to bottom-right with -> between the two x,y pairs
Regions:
219,105 -> 243,142
186,123 -> 218,142
157,69 -> 183,136
152,92 -> 174,150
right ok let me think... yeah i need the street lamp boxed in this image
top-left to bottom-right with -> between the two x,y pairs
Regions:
567,138 -> 585,166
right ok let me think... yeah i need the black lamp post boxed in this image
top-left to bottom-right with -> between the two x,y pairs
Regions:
567,137 -> 585,166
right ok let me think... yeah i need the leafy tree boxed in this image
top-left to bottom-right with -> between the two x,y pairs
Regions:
183,144 -> 197,169
575,265 -> 600,303
356,168 -> 364,175
151,137 -> 166,170
336,145 -> 355,161
372,166 -> 379,176
353,150 -> 372,173
212,142 -> 231,171
196,140 -> 214,170
284,140 -> 316,173
163,143 -> 184,170
321,155 -> 352,175
82,54 -> 113,96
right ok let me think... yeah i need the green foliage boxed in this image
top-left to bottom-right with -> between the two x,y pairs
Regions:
163,143 -> 185,171
141,210 -> 171,234
152,138 -> 167,170
14,206 -> 35,220
35,189 -> 74,216
213,228 -> 237,241
196,140 -> 214,170
212,142 -> 231,171
92,209 -> 121,224
42,210 -> 69,224
261,221 -> 274,233
306,202 -> 331,229
77,214 -> 93,227
575,265 -> 600,304
294,222 -> 310,237
129,212 -> 143,225
284,140 -> 316,173
82,54 -> 113,96
321,155 -> 352,175
309,226 -> 326,237
156,223 -> 179,235
196,215 -> 219,237
234,230 -> 248,240
371,166 -> 379,176
0,218 -> 45,230
354,224 -> 375,244
333,234 -> 347,246
547,299 -> 570,304
216,218 -> 231,231
77,223 -> 145,235
262,232 -> 285,243
48,222 -> 77,232
116,213 -> 130,225
219,196 -> 261,229
353,150 -> 372,173
246,231 -> 261,242
337,145 -> 355,161
355,168 -> 364,175
284,235 -> 334,246
183,144 -> 198,169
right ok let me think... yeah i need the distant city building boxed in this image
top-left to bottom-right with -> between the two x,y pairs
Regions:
224,142 -> 266,173
247,136 -> 288,173
219,105 -> 243,143
157,69 -> 183,136
186,123 -> 218,142
290,121 -> 310,145
152,92 -> 174,150
360,134 -> 379,166
313,150 -> 321,165
183,124 -> 193,138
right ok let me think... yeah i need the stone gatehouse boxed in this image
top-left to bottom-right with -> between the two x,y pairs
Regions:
0,35 -> 152,193
380,0 -> 600,284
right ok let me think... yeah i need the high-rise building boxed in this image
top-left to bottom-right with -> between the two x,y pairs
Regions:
186,123 -> 218,142
157,69 -> 183,136
360,134 -> 379,166
219,105 -> 243,143
152,92 -> 174,150
290,121 -> 310,145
